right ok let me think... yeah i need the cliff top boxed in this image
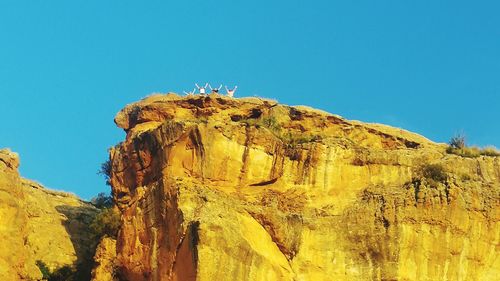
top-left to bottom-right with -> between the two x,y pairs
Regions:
114,93 -> 437,151
0,148 -> 19,171
107,93 -> 499,281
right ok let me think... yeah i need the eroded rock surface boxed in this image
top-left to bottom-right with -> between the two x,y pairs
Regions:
0,149 -> 38,280
106,93 -> 499,280
0,149 -> 98,280
92,237 -> 118,281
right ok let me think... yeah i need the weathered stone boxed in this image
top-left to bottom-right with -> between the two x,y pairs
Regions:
107,94 -> 500,280
0,149 -> 98,280
92,237 -> 118,281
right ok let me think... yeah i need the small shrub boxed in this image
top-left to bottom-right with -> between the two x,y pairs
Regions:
49,265 -> 75,281
35,260 -> 76,281
90,192 -> 114,209
461,173 -> 472,181
281,132 -> 321,148
261,116 -> 282,134
98,159 -> 112,185
480,146 -> 500,157
446,133 -> 499,158
239,116 -> 281,133
129,105 -> 141,122
90,207 -> 121,239
449,133 -> 466,149
419,163 -> 447,183
446,146 -> 481,158
447,145 -> 499,158
240,118 -> 259,127
36,260 -> 50,279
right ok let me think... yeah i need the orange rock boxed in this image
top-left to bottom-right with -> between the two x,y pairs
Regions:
106,93 -> 499,280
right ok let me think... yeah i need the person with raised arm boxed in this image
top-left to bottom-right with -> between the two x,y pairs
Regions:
225,85 -> 237,97
195,83 -> 208,95
209,84 -> 222,94
183,88 -> 196,96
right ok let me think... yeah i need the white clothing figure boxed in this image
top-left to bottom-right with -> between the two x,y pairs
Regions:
225,86 -> 238,97
195,83 -> 209,95
209,84 -> 222,94
183,88 -> 196,95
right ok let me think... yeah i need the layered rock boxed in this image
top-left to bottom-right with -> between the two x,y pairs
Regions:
0,149 -> 98,280
108,94 -> 499,280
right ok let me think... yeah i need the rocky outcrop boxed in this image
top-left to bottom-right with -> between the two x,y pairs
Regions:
0,149 -> 39,280
23,179 -> 99,279
107,93 -> 499,280
0,149 -> 98,280
92,237 -> 118,281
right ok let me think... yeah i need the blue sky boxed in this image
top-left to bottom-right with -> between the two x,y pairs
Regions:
1,1 -> 499,199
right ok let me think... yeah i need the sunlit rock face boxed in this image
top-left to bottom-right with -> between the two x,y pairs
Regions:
0,149 -> 37,280
92,237 -> 118,281
109,93 -> 499,281
0,149 -> 98,280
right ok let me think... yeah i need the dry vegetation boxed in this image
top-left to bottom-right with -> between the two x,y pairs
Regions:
446,134 -> 500,158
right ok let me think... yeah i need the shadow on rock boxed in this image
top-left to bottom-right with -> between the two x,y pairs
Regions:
55,204 -> 99,280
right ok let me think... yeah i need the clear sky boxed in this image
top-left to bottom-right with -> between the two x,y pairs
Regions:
1,1 -> 499,200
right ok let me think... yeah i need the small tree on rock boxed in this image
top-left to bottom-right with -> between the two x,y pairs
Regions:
449,133 -> 466,149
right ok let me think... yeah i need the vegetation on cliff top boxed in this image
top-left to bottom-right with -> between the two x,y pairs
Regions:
446,133 -> 500,158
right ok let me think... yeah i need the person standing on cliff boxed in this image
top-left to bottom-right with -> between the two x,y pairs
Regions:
225,85 -> 237,97
195,83 -> 208,95
209,84 -> 222,94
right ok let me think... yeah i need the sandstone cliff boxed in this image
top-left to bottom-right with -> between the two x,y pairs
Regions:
104,93 -> 499,281
0,149 -> 98,280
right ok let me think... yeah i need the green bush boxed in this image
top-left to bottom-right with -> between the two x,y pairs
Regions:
49,266 -> 75,281
36,260 -> 51,279
90,207 -> 121,239
280,132 -> 321,148
261,116 -> 282,134
238,115 -> 322,147
98,159 -> 112,185
418,163 -> 447,183
36,261 -> 75,281
449,133 -> 466,149
239,116 -> 282,135
446,133 -> 500,158
90,192 -> 114,209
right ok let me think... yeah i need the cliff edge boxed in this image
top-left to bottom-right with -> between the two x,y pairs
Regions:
105,93 -> 499,280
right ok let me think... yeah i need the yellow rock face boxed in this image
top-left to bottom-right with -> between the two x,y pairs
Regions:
0,149 -> 38,280
109,94 -> 500,280
0,149 -> 98,280
23,179 -> 99,275
92,237 -> 118,281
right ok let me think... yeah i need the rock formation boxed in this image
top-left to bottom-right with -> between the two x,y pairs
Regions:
92,237 -> 118,281
0,149 -> 98,280
105,93 -> 499,280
